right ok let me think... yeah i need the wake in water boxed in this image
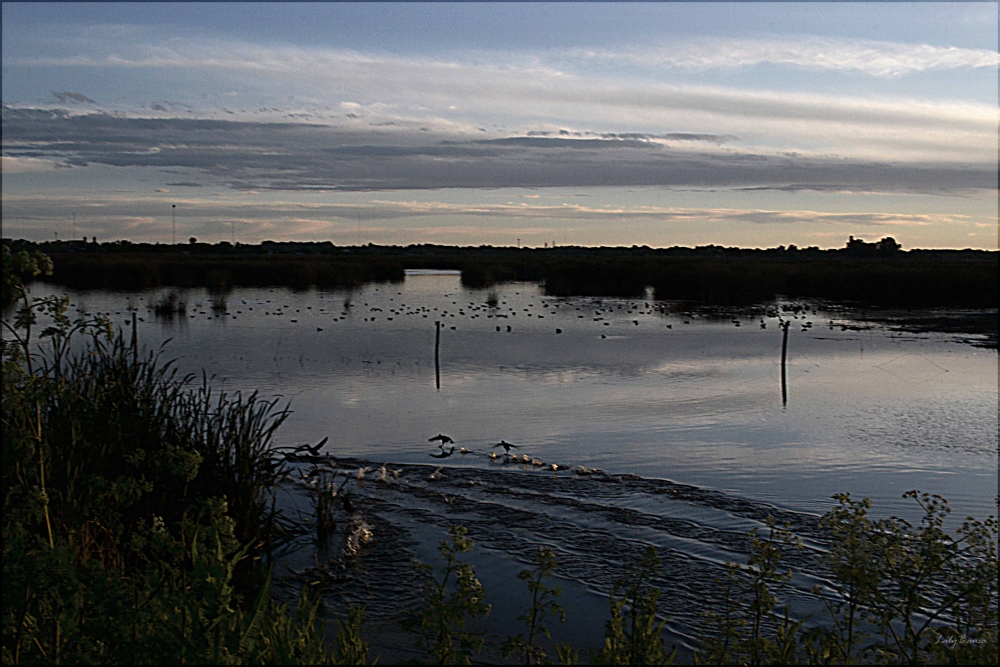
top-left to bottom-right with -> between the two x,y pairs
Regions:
272,455 -> 832,655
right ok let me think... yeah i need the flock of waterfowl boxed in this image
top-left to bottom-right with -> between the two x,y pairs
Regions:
72,287 -> 828,339
426,433 -> 573,471
281,430 -> 603,504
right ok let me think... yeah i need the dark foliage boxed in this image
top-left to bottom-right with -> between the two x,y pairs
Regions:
9,238 -> 995,308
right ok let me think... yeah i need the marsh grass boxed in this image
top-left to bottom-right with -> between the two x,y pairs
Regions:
1,243 -> 370,664
308,469 -> 350,541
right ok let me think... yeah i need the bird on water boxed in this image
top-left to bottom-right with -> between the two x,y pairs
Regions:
493,440 -> 519,453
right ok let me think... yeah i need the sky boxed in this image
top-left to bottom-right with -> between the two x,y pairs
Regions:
2,1 -> 997,249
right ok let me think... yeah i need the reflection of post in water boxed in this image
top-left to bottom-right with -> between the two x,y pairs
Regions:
131,312 -> 138,365
435,320 -> 441,391
780,320 -> 790,406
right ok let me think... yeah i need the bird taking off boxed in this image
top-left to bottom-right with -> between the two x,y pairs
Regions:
493,440 -> 519,453
428,434 -> 454,445
293,436 -> 329,457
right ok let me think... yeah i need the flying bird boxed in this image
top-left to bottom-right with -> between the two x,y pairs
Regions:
428,434 -> 454,445
493,440 -> 519,453
293,436 -> 329,457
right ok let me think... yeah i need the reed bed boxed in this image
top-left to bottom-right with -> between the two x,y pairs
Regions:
16,239 -> 997,308
44,253 -> 405,293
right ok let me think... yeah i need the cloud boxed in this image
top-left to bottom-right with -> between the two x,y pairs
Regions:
2,107 -> 994,196
51,91 -> 98,105
525,130 -> 735,143
19,34 -> 997,79
576,37 -> 999,77
1,192 -> 973,229
12,37 -> 994,164
0,155 -> 58,173
360,201 -> 968,228
4,186 -> 986,247
147,100 -> 194,113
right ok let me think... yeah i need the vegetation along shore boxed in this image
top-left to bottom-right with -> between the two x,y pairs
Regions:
4,237 -> 997,309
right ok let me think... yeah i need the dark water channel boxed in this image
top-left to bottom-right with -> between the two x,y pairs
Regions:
13,273 -> 998,661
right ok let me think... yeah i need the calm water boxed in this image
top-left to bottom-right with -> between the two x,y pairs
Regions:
12,274 -> 998,657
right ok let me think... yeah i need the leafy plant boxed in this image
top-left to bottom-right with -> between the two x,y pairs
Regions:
502,547 -> 569,665
695,517 -> 805,666
805,492 -> 998,665
405,526 -> 491,664
591,546 -> 676,666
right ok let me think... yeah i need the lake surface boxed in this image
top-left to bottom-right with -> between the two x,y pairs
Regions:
12,273 -> 998,658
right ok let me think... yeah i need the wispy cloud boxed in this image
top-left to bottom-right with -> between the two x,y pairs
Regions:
3,107 -> 997,193
17,34 -> 998,77
574,37 -> 999,77
2,107 -> 993,196
8,36 -> 995,164
2,192 -> 972,229
0,155 -> 59,173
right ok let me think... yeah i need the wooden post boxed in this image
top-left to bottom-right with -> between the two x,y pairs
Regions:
780,321 -> 789,406
131,312 -> 138,365
435,320 -> 441,391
